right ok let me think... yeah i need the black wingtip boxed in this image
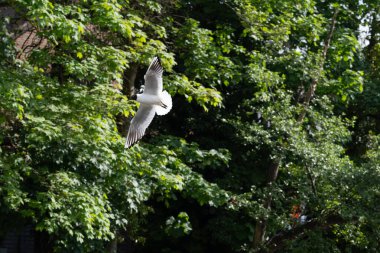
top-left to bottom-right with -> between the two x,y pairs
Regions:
153,56 -> 162,68
148,56 -> 163,74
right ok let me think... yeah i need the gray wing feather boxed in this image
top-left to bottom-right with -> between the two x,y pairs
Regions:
125,104 -> 156,148
143,57 -> 163,95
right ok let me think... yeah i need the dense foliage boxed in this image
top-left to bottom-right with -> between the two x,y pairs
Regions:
0,0 -> 379,252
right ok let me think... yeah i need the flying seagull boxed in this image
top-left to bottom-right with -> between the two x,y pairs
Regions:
125,57 -> 172,148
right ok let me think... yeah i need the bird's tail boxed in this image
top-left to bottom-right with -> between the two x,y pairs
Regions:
156,90 -> 172,115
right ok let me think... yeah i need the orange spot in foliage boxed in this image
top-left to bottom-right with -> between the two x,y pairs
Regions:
291,205 -> 301,219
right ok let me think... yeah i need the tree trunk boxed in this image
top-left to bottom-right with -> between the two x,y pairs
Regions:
367,10 -> 380,55
106,230 -> 118,253
117,64 -> 139,137
252,161 -> 280,250
123,64 -> 138,97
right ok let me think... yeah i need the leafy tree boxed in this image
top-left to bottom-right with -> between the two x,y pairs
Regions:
0,0 -> 379,252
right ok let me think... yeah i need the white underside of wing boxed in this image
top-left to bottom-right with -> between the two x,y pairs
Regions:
144,75 -> 162,95
125,104 -> 156,148
143,57 -> 163,95
136,93 -> 162,105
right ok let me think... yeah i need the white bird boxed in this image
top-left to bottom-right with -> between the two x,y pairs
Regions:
125,57 -> 172,148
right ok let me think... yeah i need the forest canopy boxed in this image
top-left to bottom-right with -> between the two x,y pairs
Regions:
0,0 -> 379,252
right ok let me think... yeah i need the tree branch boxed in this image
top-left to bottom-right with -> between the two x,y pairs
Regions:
298,9 -> 339,122
295,8 -> 339,205
305,166 -> 317,197
264,214 -> 346,252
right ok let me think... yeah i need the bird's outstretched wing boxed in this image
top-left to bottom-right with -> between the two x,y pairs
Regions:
143,57 -> 163,95
125,104 -> 156,148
